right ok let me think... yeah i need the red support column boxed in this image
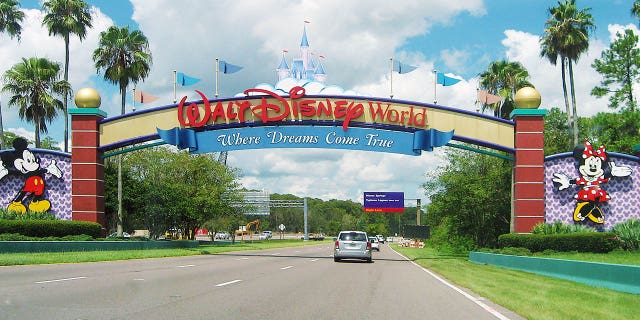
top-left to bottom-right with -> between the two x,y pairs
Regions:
511,109 -> 547,233
70,108 -> 107,229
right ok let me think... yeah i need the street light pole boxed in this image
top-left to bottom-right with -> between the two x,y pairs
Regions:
405,198 -> 422,225
416,198 -> 421,225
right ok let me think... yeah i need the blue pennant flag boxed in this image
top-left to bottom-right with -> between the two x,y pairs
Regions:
392,60 -> 417,74
176,72 -> 200,86
218,60 -> 243,74
436,73 -> 461,86
413,128 -> 454,153
157,127 -> 198,152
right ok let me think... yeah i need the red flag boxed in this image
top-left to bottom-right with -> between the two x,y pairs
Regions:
477,89 -> 502,104
134,90 -> 159,104
304,20 -> 310,23
319,55 -> 326,59
283,49 -> 289,53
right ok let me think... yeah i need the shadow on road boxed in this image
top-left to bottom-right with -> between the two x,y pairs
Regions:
214,252 -> 412,262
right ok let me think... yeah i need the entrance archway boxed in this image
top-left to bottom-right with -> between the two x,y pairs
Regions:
70,86 -> 545,233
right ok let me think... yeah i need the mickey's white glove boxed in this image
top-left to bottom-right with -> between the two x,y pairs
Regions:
0,159 -> 7,180
46,160 -> 62,179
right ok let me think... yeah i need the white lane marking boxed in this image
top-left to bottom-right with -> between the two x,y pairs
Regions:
310,259 -> 319,262
35,276 -> 87,284
176,264 -> 195,268
236,257 -> 249,260
271,253 -> 281,255
216,279 -> 242,287
392,248 -> 511,320
133,279 -> 145,281
280,266 -> 294,270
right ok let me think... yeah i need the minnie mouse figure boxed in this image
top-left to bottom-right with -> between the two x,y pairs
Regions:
552,140 -> 632,224
0,138 -> 62,213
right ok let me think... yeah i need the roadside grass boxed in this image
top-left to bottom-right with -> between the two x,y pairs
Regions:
0,239 -> 329,266
394,246 -> 640,320
530,249 -> 640,265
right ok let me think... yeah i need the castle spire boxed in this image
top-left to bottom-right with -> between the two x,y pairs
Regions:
301,24 -> 310,48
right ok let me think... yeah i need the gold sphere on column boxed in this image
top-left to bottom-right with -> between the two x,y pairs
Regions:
74,87 -> 101,108
514,87 -> 541,109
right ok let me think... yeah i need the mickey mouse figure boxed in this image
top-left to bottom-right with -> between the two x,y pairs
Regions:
0,138 -> 62,213
552,140 -> 632,224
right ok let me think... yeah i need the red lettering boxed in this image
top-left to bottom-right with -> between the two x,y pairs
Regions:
317,99 -> 332,117
235,101 -> 252,122
299,99 -> 316,117
177,90 -> 210,127
244,88 -> 290,123
368,102 -> 391,121
342,102 -> 364,130
211,101 -> 226,122
289,86 -> 305,99
334,100 -> 348,118
175,87 -> 419,131
226,102 -> 238,120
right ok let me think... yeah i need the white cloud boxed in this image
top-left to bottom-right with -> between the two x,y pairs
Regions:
501,26 -> 634,117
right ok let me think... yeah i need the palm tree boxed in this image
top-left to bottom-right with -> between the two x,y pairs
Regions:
0,0 -> 25,149
478,60 -> 532,119
93,25 -> 152,237
0,0 -> 22,39
632,0 -> 640,27
1,57 -> 70,147
93,25 -> 152,115
42,0 -> 93,153
540,0 -> 595,148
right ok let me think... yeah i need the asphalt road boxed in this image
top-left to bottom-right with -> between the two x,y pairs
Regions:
0,243 -> 523,320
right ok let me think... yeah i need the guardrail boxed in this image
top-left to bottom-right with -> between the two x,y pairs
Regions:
469,252 -> 640,294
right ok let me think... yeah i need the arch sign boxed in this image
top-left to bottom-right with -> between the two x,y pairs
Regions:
71,86 -> 544,233
98,86 -> 515,154
157,87 -> 455,155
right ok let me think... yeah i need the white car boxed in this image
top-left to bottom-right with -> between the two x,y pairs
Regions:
214,232 -> 230,240
368,237 -> 380,251
334,231 -> 372,262
259,231 -> 272,240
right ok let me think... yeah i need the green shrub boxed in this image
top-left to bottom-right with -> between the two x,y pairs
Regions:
0,233 -> 95,241
498,232 -> 618,253
531,221 -> 597,234
612,219 -> 640,250
0,220 -> 102,238
0,209 -> 58,220
498,246 -> 533,256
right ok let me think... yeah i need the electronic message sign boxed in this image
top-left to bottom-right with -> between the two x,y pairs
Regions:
364,191 -> 404,213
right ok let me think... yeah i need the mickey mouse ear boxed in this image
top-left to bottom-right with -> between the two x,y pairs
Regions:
12,138 -> 28,151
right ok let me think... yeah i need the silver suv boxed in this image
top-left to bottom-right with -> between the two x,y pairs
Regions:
334,231 -> 372,262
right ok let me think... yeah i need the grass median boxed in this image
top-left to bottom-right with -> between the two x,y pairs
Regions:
393,245 -> 640,320
0,239 -> 330,266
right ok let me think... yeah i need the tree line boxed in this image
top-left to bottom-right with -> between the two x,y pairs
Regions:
104,145 -> 423,239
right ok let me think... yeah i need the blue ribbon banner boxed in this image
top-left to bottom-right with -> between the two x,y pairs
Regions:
157,126 -> 453,156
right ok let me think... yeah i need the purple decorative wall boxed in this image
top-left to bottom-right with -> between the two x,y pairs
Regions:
0,149 -> 72,220
545,152 -> 640,230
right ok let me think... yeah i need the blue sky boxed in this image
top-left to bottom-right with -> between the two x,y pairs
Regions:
1,0 -> 639,203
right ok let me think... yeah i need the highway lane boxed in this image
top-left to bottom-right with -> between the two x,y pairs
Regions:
0,243 -> 523,320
